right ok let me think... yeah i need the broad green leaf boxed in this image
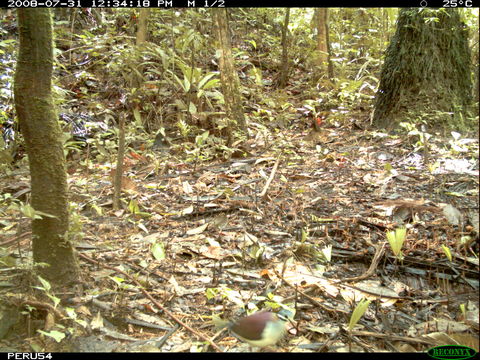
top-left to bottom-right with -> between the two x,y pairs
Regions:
189,102 -> 197,114
37,330 -> 66,342
301,228 -> 308,243
151,242 -> 166,261
198,73 -> 217,89
34,210 -> 57,219
183,75 -> 191,93
133,107 -> 142,126
172,73 -> 187,92
20,204 -> 38,219
65,307 -> 77,319
110,276 -> 125,285
387,227 -> 406,258
46,293 -> 61,308
245,39 -> 257,49
37,276 -> 51,292
205,288 -> 218,300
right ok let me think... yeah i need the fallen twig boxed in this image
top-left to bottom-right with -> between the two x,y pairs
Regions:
259,157 -> 281,198
336,242 -> 386,283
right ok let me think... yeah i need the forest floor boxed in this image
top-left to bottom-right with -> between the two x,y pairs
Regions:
1,104 -> 479,352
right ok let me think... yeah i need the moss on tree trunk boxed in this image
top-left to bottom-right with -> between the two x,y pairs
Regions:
14,9 -> 79,286
373,8 -> 473,132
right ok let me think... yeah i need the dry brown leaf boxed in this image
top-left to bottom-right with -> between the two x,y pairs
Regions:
439,203 -> 464,225
168,275 -> 187,296
91,311 -> 104,330
393,342 -> 418,352
182,181 -> 193,194
76,305 -> 92,316
199,245 -> 226,260
449,333 -> 480,352
353,280 -> 400,307
186,223 -> 208,235
274,263 -> 340,296
44,312 -> 55,331
409,319 -> 470,335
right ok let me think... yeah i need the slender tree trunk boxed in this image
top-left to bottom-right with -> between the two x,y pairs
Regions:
278,8 -> 290,88
14,9 -> 79,286
212,9 -> 246,136
315,8 -> 333,79
113,113 -> 126,211
136,8 -> 149,45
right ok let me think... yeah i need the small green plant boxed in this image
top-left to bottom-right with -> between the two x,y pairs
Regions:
459,303 -> 466,320
37,306 -> 87,343
127,199 -> 151,218
185,131 -> 211,168
195,130 -> 209,147
34,276 -> 61,308
65,307 -> 88,328
399,120 -> 431,153
60,132 -> 85,158
348,298 -> 371,331
441,245 -> 453,262
384,162 -> 394,175
66,202 -> 84,244
26,276 -> 70,344
109,276 -> 135,291
177,119 -> 191,138
11,202 -> 57,221
387,227 -> 407,260
248,243 -> 266,262
427,161 -> 440,174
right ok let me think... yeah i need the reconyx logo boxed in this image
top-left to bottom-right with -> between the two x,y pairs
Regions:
427,345 -> 477,360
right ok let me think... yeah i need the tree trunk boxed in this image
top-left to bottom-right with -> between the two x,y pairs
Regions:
373,8 -> 473,131
14,9 -> 79,286
132,9 -> 150,112
315,8 -> 333,79
278,8 -> 290,88
136,8 -> 149,45
212,9 -> 246,136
